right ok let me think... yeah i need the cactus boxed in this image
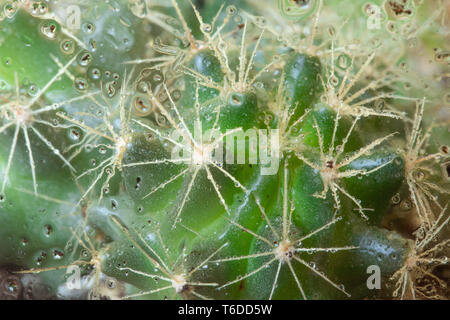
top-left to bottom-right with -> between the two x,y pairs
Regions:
0,0 -> 448,300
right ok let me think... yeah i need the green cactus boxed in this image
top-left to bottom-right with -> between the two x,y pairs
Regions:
0,0 -> 448,300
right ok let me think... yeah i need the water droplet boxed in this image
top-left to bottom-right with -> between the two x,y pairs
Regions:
44,224 -> 52,237
27,84 -> 38,97
105,81 -> 116,98
68,127 -> 82,141
391,193 -> 401,205
78,52 -> 93,67
133,96 -> 152,116
3,56 -> 12,67
74,78 -> 88,91
226,5 -> 237,16
40,21 -> 59,39
279,0 -> 317,20
202,23 -> 212,33
336,54 -> 351,70
30,2 -> 48,15
229,93 -> 243,106
89,67 -> 102,80
3,2 -> 17,18
82,22 -> 96,34
152,72 -> 163,84
53,249 -> 64,260
106,278 -> 116,289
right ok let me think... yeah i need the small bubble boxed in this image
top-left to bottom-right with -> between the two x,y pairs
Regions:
201,23 -> 212,33
82,22 -> 96,34
30,2 -> 48,15
44,224 -> 52,237
363,3 -> 376,16
229,93 -> 243,106
105,81 -> 116,98
5,278 -> 19,293
53,249 -> 64,260
155,113 -> 167,127
21,237 -> 28,246
68,127 -> 82,141
151,72 -> 163,85
171,89 -> 181,101
134,96 -> 152,116
74,78 -> 88,91
81,249 -> 90,259
98,146 -> 107,154
328,75 -> 339,87
145,132 -> 155,142
3,57 -> 12,67
386,21 -> 398,34
136,80 -> 149,93
27,84 -> 38,97
4,2 -> 17,18
89,39 -> 97,52
60,39 -> 75,54
336,54 -> 351,70
226,5 -> 237,16
78,52 -> 93,67
89,67 -> 102,80
106,279 -> 116,289
391,193 -> 401,205
40,21 -> 58,40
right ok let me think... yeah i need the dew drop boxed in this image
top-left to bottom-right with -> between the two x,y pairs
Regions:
78,52 -> 93,67
60,39 -> 75,54
40,21 -> 58,40
226,5 -> 237,16
89,67 -> 102,80
74,78 -> 88,91
68,127 -> 82,141
82,22 -> 96,34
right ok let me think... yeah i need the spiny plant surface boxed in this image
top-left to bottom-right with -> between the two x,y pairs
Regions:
0,0 -> 449,300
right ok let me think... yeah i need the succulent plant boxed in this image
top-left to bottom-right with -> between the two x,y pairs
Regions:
0,0 -> 448,300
